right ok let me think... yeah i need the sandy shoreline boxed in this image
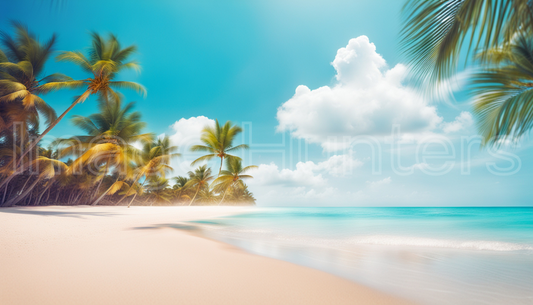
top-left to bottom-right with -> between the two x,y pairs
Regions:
0,206 -> 413,305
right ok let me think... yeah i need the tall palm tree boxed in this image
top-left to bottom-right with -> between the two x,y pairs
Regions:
211,158 -> 256,205
0,23 -> 60,136
9,32 -> 146,176
0,24 -> 64,188
58,99 -> 153,205
190,120 -> 248,175
185,165 -> 214,206
125,136 -> 180,207
471,33 -> 533,145
401,0 -> 532,90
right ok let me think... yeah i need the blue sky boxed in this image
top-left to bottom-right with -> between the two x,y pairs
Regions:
4,0 -> 533,206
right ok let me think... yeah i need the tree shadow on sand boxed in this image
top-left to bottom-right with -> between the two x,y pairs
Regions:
0,208 -> 119,218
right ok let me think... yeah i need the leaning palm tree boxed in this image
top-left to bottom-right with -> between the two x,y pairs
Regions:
471,33 -> 533,145
7,32 -> 146,177
185,165 -> 214,206
2,153 -> 67,207
401,0 -> 532,92
211,158 -> 256,205
190,120 -> 248,175
0,23 -> 60,136
57,99 -> 153,205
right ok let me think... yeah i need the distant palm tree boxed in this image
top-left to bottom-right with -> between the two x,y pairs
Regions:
172,176 -> 190,204
190,120 -> 248,175
145,177 -> 171,205
197,188 -> 218,205
212,158 -> 256,205
185,165 -> 214,206
472,33 -> 533,145
125,136 -> 180,207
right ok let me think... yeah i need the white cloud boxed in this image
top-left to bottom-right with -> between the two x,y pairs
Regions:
250,154 -> 362,188
276,36 -> 443,151
301,154 -> 363,176
165,116 -> 216,178
409,163 -> 430,171
366,177 -> 392,188
250,162 -> 327,187
168,116 -> 215,148
442,111 -> 474,134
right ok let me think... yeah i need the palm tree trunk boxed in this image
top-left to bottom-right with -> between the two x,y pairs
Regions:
2,178 -> 10,204
0,91 -> 91,193
126,192 -> 138,208
122,171 -> 144,206
218,186 -> 230,206
91,162 -> 109,201
218,156 -> 224,176
18,175 -> 32,194
3,177 -> 41,207
36,182 -> 53,206
92,175 -> 120,206
189,185 -> 200,206
91,187 -> 112,206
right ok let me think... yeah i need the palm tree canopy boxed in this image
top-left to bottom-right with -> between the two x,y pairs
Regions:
0,22 -> 67,128
401,0 -> 533,91
190,119 -> 249,171
57,99 -> 153,178
185,165 -> 214,190
472,33 -> 533,145
39,32 -> 146,104
212,158 -> 256,192
173,176 -> 189,188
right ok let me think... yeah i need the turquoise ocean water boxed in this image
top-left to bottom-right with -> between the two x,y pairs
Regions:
190,208 -> 533,305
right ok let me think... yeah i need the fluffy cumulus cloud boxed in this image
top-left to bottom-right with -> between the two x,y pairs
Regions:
277,36 -> 443,151
165,116 -> 216,177
250,163 -> 327,187
250,154 -> 362,188
366,176 -> 392,188
168,116 -> 215,148
442,111 -> 474,134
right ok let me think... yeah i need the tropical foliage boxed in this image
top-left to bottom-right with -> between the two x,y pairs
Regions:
401,0 -> 533,146
0,24 -> 256,207
191,119 -> 249,175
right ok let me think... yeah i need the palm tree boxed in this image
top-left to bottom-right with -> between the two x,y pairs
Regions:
0,23 -> 60,136
471,33 -> 533,145
185,165 -> 214,206
2,152 -> 67,207
57,99 -> 153,205
7,32 -> 146,178
400,0 -> 532,90
211,158 -> 256,205
125,136 -> 180,207
197,188 -> 218,205
190,120 -> 248,175
144,177 -> 171,205
228,183 -> 256,205
0,24 -> 64,191
172,176 -> 190,204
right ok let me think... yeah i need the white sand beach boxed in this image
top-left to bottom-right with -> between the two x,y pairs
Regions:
0,206 -> 413,305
